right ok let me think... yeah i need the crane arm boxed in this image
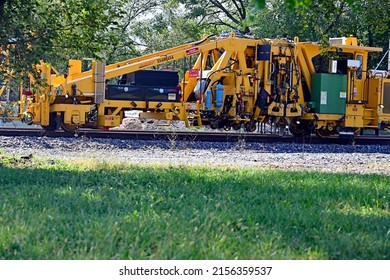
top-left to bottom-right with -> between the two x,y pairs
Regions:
65,35 -> 215,91
64,33 -> 256,94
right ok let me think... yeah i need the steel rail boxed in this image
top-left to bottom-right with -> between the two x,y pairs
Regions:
1,127 -> 390,145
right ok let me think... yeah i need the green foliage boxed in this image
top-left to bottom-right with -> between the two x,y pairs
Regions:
254,0 -> 358,10
178,0 -> 253,33
0,0 -> 124,79
250,0 -> 390,53
1,0 -> 389,82
132,10 -> 205,54
104,0 -> 163,63
0,158 -> 389,259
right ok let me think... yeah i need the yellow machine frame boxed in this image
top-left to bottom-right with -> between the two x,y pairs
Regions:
1,32 -> 390,136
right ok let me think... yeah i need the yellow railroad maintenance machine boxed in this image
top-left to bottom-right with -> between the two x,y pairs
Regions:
1,32 -> 390,137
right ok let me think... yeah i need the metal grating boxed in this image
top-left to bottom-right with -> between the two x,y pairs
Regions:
94,61 -> 106,104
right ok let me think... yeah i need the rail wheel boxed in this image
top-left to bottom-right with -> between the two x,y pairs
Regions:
60,113 -> 79,132
245,121 -> 257,132
214,119 -> 224,129
289,119 -> 309,137
224,125 -> 232,131
61,122 -> 78,132
41,112 -> 58,131
232,123 -> 242,130
315,128 -> 332,138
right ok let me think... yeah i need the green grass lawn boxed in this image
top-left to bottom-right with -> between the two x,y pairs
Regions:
0,156 -> 389,259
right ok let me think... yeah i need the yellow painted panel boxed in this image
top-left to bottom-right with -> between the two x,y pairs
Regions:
345,115 -> 364,127
99,115 -> 121,127
315,114 -> 343,121
346,104 -> 364,116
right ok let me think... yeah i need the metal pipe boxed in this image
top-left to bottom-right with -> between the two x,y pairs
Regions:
6,86 -> 10,102
374,48 -> 389,72
388,39 -> 390,72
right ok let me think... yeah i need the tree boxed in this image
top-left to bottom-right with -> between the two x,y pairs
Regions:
249,0 -> 389,48
0,0 -> 123,79
255,0 -> 358,9
1,0 -> 389,80
104,0 -> 164,63
131,4 -> 209,52
179,0 -> 253,34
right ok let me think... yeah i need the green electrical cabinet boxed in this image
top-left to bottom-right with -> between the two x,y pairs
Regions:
310,73 -> 347,114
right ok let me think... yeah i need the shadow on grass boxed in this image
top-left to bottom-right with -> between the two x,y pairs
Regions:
0,163 -> 389,260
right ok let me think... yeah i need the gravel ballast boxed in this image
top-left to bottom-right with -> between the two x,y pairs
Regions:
1,136 -> 390,175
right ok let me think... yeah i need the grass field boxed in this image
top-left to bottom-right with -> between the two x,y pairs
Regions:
0,156 -> 389,260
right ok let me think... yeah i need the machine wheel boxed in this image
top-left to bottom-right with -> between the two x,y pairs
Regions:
315,128 -> 332,138
41,112 -> 58,131
223,125 -> 232,131
21,112 -> 34,125
289,120 -> 309,137
214,119 -> 224,129
61,123 -> 79,132
60,113 -> 79,132
245,121 -> 257,132
232,123 -> 242,131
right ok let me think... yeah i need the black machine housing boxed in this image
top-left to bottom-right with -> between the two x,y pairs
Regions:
106,70 -> 180,102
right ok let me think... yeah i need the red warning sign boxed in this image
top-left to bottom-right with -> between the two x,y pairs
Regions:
188,69 -> 199,78
186,47 -> 200,55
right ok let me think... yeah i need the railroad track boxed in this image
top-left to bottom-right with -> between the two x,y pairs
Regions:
1,126 -> 390,145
